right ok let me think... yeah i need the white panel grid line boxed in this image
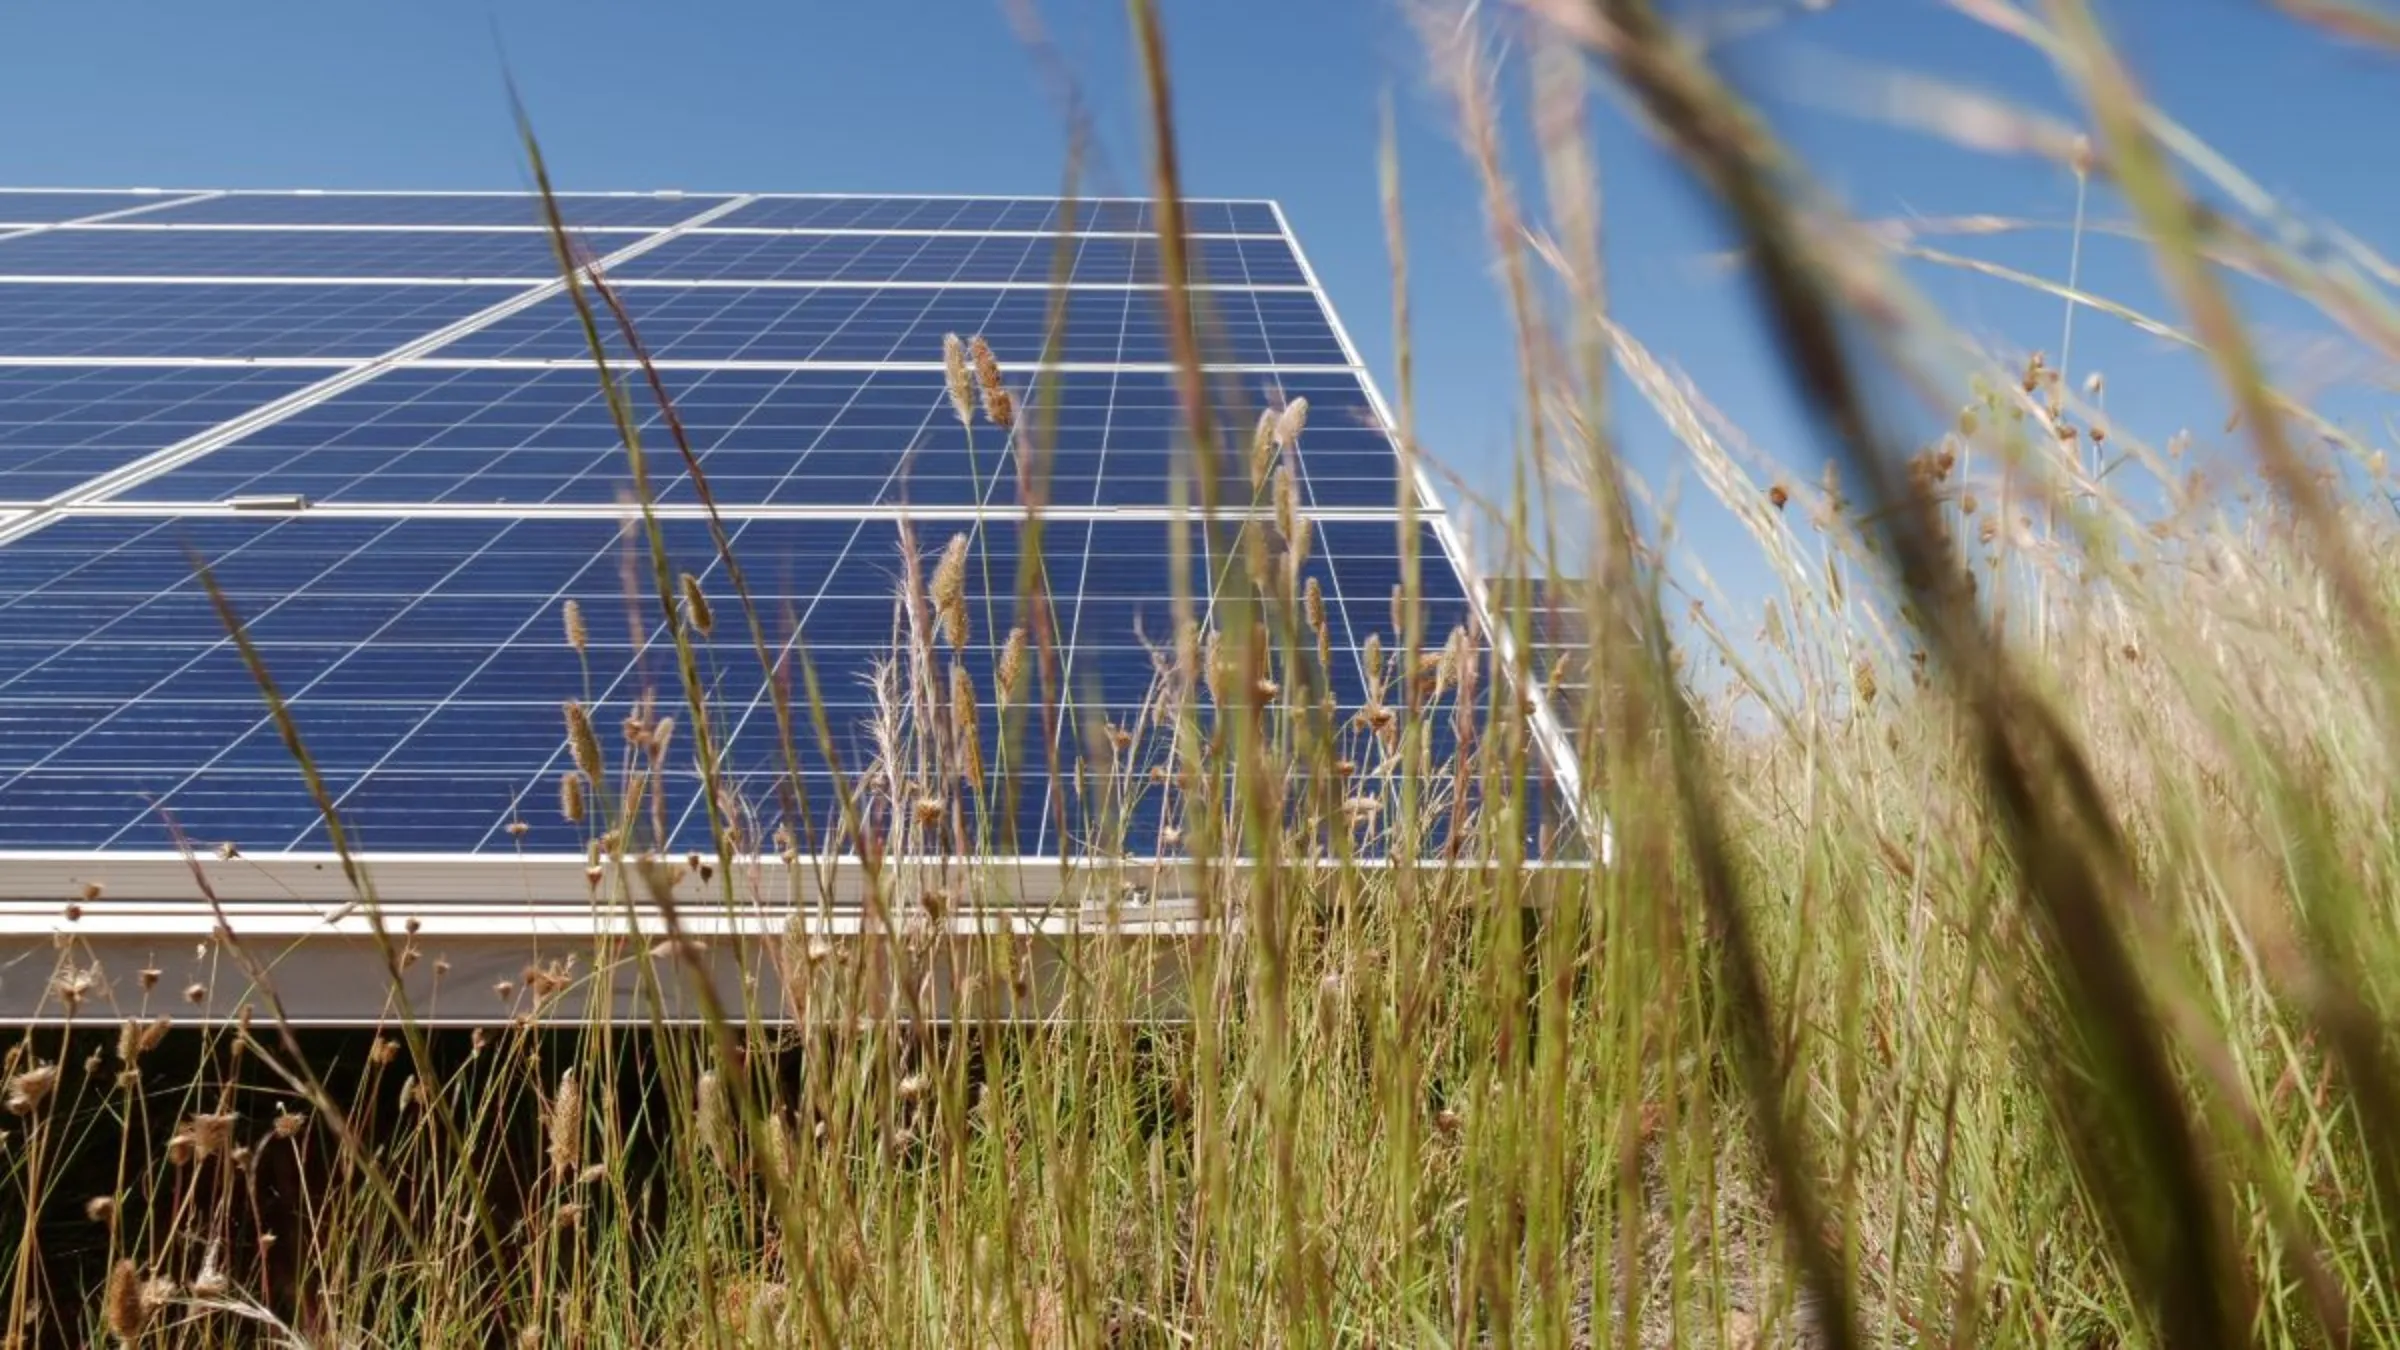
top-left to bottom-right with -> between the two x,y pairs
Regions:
1267,200 -> 1598,858
18,223 -> 1268,240
52,502 -> 1423,524
33,189 -> 1266,205
0,193 -> 760,544
397,359 -> 1364,374
0,358 -> 1362,374
0,191 -> 225,241
0,275 -> 648,289
27,222 -> 658,236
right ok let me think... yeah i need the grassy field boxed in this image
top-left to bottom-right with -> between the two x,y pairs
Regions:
10,0 -> 2400,1345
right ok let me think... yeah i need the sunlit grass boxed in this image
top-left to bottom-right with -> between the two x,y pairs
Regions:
8,1 -> 2400,1346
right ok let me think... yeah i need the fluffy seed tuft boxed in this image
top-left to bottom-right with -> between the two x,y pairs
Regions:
932,534 -> 970,650
5,1064 -> 57,1115
548,1068 -> 582,1185
942,333 -> 975,426
997,627 -> 1026,704
968,336 -> 1013,428
104,1259 -> 148,1340
1250,408 -> 1279,490
1273,395 -> 1309,449
953,664 -> 983,782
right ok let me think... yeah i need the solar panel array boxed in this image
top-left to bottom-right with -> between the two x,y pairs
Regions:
0,187 -> 1552,880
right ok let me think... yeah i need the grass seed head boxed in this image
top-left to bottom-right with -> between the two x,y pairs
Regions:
5,1064 -> 57,1115
932,533 -> 970,650
1250,407 -> 1279,490
563,598 -> 587,654
548,1068 -> 582,1184
697,1069 -> 730,1169
560,770 -> 586,824
942,333 -> 975,426
680,573 -> 714,636
1274,395 -> 1309,449
173,1111 -> 235,1161
953,664 -> 983,780
564,700 -> 604,782
997,627 -> 1026,704
104,1259 -> 148,1341
968,336 -> 1013,428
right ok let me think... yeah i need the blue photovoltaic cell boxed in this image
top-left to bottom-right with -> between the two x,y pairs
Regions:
0,514 -> 1463,857
147,193 -> 726,229
0,192 -> 191,226
0,282 -> 527,359
0,227 -> 612,279
619,232 -> 1306,286
0,365 -> 325,502
445,284 -> 1347,365
723,197 -> 1279,234
126,366 -> 1406,510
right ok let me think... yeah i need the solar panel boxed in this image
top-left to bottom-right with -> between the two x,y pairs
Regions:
0,187 -> 1575,1023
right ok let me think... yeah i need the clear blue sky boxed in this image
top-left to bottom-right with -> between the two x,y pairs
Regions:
5,0 -> 2392,620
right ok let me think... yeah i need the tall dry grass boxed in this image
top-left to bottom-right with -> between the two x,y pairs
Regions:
7,1 -> 2400,1346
